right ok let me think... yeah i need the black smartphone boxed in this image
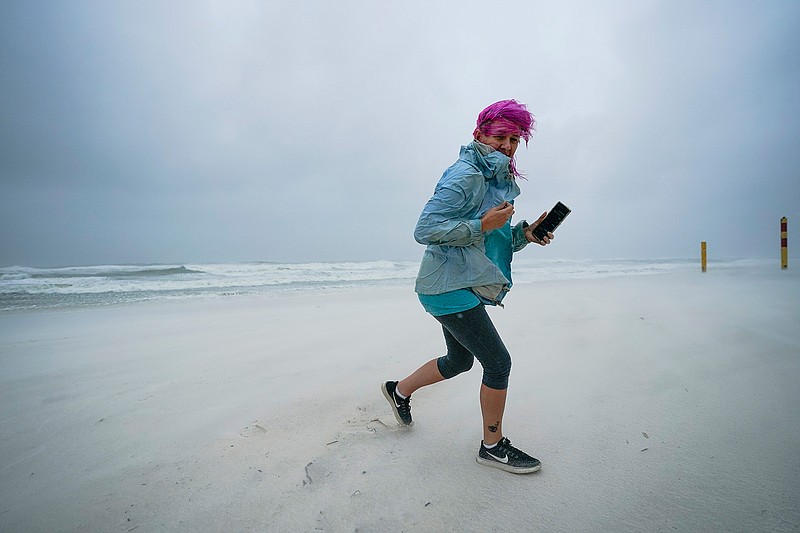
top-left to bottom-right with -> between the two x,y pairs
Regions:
531,201 -> 571,241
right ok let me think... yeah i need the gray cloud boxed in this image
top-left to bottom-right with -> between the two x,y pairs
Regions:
2,0 -> 798,266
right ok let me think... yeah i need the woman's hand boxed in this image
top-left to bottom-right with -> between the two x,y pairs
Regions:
481,202 -> 514,232
525,211 -> 555,245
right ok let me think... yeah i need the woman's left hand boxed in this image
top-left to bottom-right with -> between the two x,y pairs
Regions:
525,211 -> 554,245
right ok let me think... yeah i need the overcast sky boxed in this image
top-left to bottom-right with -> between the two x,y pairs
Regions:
1,0 -> 798,267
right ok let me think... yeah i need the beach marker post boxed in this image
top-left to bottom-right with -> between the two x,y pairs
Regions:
701,241 -> 707,272
781,217 -> 788,269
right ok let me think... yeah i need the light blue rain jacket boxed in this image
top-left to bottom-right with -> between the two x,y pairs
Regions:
414,141 -> 530,305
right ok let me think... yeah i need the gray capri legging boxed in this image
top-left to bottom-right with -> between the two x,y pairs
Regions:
434,304 -> 512,390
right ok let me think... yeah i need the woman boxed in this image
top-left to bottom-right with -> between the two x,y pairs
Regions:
382,99 -> 553,474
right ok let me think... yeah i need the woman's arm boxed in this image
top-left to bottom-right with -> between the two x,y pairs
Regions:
414,185 -> 480,246
414,187 -> 514,246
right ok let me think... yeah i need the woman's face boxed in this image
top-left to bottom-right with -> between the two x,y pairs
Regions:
476,131 -> 521,158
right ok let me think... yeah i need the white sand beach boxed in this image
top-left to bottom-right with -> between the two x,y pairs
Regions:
1,266 -> 799,532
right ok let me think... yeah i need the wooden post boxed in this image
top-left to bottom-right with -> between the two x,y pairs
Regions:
701,241 -> 707,273
781,217 -> 788,270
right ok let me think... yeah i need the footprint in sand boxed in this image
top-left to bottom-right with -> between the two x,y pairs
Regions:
239,421 -> 268,438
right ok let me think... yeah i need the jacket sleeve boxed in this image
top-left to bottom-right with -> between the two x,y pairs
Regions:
414,185 -> 482,246
512,220 -> 529,252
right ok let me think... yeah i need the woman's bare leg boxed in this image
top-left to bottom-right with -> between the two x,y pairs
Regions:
480,384 -> 507,445
397,358 -> 445,397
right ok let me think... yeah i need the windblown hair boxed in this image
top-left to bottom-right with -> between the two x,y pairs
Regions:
473,99 -> 535,179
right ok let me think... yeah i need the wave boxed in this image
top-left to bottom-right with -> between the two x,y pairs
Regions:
102,266 -> 205,278
0,261 -> 420,304
2,265 -> 205,280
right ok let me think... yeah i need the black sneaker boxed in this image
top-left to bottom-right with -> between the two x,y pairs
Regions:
381,381 -> 413,426
477,437 -> 541,474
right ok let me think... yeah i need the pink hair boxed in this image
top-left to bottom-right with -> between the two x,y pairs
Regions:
473,99 -> 535,179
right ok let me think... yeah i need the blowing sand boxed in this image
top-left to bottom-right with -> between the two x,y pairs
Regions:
1,266 -> 799,532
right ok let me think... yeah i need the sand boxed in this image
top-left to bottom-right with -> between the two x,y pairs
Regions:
1,266 -> 799,532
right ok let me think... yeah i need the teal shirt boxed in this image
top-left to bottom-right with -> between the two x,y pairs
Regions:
418,288 -> 481,316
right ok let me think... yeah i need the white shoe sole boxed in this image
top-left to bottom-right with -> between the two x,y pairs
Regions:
476,456 -> 542,474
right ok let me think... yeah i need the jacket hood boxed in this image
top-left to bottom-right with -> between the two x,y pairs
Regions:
460,141 -> 513,184
460,141 -> 521,209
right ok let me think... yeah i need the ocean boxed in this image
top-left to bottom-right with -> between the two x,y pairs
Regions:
0,258 -> 772,311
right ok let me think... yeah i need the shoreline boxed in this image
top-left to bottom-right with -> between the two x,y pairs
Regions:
2,257 -> 784,314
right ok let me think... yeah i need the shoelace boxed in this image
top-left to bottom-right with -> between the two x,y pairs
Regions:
496,438 -> 523,459
395,393 -> 411,414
